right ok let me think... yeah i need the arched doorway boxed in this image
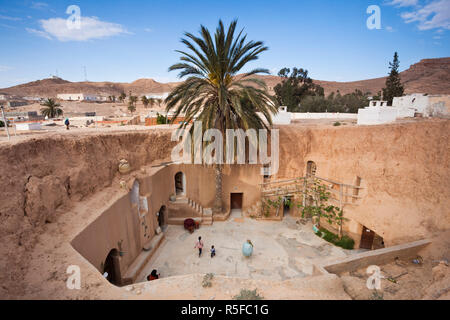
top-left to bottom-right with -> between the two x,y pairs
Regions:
306,161 -> 317,177
103,249 -> 121,286
175,172 -> 185,196
158,205 -> 166,229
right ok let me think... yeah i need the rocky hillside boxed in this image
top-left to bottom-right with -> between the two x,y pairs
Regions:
1,57 -> 449,98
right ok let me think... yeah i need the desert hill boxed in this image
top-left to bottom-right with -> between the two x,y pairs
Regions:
1,57 -> 449,98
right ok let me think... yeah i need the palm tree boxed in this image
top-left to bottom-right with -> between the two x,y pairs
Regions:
165,20 -> 277,214
141,96 -> 149,108
41,98 -> 63,118
155,98 -> 163,109
148,97 -> 156,108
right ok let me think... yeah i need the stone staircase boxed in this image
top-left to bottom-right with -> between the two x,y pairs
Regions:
167,196 -> 213,226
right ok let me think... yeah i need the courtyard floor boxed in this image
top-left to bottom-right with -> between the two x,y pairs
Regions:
137,211 -> 358,283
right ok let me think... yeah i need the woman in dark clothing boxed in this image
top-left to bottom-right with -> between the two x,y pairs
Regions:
147,269 -> 160,281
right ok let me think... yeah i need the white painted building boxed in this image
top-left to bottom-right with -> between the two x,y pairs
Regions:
358,94 -> 450,125
145,93 -> 169,100
57,93 -> 99,101
393,94 -> 450,118
357,101 -> 398,125
272,106 -> 292,125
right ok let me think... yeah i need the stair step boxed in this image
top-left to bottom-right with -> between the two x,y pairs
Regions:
167,217 -> 202,225
172,197 -> 189,204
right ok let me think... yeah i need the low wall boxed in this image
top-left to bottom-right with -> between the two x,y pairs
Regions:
292,113 -> 358,120
319,239 -> 431,275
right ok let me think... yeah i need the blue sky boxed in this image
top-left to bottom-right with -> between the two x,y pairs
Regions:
0,0 -> 448,88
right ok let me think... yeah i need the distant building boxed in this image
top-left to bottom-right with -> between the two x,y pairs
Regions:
393,94 -> 450,118
357,94 -> 450,125
272,106 -> 292,125
7,101 -> 28,108
57,93 -> 99,101
23,96 -> 43,102
145,93 -> 169,100
357,101 -> 397,125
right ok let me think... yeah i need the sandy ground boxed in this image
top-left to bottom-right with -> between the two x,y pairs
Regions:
136,211 -> 357,283
341,257 -> 450,300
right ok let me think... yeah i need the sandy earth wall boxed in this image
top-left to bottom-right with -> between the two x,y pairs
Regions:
276,119 -> 450,246
0,130 -> 176,297
0,119 -> 448,299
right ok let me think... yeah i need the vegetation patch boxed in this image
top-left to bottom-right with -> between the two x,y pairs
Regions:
333,121 -> 342,126
202,273 -> 214,288
233,289 -> 264,300
156,113 -> 168,124
315,227 -> 355,250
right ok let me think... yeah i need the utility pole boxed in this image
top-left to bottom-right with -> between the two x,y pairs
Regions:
1,105 -> 10,141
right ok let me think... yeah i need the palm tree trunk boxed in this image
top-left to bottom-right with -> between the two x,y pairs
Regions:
213,164 -> 223,214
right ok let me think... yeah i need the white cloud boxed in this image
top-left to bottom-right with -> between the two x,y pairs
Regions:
0,23 -> 15,29
385,26 -> 395,32
0,15 -> 22,21
385,0 -> 419,7
0,66 -> 13,72
144,28 -> 153,33
31,2 -> 48,10
27,16 -> 130,41
26,27 -> 52,40
400,0 -> 450,30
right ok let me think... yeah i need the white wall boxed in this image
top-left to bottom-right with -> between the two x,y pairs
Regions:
57,93 -> 99,101
57,93 -> 84,101
357,106 -> 398,125
393,94 -> 428,117
292,113 -> 358,120
16,123 -> 42,131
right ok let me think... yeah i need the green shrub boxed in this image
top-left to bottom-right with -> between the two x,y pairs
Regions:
315,227 -> 354,250
335,236 -> 355,250
333,121 -> 341,126
233,289 -> 264,300
0,120 -> 4,127
202,273 -> 214,288
156,113 -> 168,124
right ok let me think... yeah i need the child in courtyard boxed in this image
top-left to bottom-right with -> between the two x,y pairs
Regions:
195,236 -> 204,257
210,245 -> 216,258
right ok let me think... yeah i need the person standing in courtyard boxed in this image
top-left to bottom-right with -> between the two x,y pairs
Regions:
210,245 -> 216,258
195,236 -> 204,257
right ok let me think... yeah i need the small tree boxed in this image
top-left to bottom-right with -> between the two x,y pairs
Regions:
118,92 -> 126,103
299,178 -> 348,238
40,98 -> 63,118
299,179 -> 331,227
129,95 -> 138,113
382,52 -> 404,105
128,101 -> 136,114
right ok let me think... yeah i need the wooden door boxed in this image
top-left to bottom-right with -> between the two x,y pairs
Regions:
230,193 -> 243,210
360,227 -> 375,250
